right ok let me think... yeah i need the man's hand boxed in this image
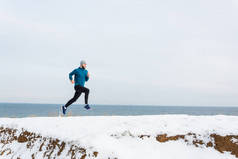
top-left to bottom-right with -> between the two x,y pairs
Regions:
87,72 -> 90,77
71,80 -> 75,84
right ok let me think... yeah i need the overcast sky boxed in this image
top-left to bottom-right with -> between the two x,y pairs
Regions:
0,0 -> 238,106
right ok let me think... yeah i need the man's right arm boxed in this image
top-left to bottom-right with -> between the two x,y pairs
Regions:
85,71 -> 89,82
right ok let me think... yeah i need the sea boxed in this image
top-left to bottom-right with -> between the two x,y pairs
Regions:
0,103 -> 238,118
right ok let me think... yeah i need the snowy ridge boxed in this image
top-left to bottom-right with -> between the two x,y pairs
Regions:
0,115 -> 238,159
0,127 -> 103,159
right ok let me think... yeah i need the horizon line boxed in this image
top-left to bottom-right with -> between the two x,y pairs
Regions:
0,102 -> 238,108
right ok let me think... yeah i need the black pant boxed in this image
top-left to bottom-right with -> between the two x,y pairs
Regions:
65,85 -> 90,108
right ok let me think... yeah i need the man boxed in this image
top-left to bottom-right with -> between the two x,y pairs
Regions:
62,60 -> 90,115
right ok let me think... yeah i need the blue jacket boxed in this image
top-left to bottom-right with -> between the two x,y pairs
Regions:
69,67 -> 89,86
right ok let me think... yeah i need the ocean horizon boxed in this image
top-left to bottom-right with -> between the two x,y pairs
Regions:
0,102 -> 238,118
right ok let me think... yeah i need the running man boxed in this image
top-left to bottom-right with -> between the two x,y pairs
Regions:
62,60 -> 90,115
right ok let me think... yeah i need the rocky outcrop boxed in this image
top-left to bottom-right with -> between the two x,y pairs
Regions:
156,133 -> 238,157
1,127 -> 238,159
112,131 -> 238,158
0,127 -> 98,159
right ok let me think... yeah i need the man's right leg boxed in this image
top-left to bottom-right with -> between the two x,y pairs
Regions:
65,90 -> 82,108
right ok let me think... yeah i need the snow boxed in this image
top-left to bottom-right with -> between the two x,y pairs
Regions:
1,115 -> 238,159
231,138 -> 238,144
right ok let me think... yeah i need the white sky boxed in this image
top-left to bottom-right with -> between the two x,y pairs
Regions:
0,0 -> 238,106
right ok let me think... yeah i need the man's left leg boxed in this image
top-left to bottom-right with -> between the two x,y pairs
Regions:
84,87 -> 90,104
79,86 -> 90,109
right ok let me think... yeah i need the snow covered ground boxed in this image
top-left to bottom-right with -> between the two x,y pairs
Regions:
0,115 -> 238,159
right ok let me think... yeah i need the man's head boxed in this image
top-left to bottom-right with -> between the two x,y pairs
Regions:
80,60 -> 87,69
